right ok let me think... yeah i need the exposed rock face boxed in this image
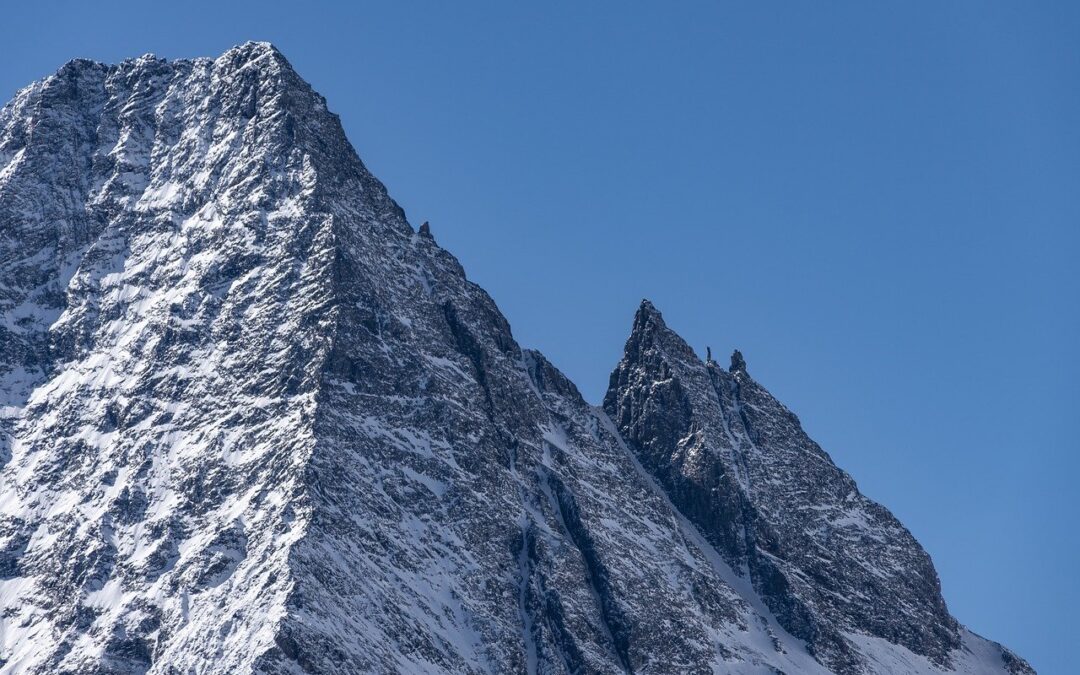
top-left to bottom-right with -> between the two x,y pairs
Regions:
0,43 -> 1032,674
603,301 -> 1033,675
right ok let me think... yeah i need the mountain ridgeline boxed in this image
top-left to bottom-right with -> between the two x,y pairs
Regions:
0,43 -> 1032,674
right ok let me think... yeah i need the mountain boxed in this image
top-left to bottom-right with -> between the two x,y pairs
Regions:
0,43 -> 1032,674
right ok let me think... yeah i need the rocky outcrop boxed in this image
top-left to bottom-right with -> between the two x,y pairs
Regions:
603,300 -> 1033,675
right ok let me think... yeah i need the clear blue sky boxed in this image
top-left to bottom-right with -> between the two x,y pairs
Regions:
3,2 -> 1076,672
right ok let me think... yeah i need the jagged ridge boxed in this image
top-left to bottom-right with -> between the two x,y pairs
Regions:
0,43 -> 1032,674
604,300 -> 1032,674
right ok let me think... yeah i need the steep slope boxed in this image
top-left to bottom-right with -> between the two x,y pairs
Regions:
603,300 -> 1033,675
0,43 -> 855,675
0,43 -> 815,675
0,43 -> 1031,675
0,42 -> 366,672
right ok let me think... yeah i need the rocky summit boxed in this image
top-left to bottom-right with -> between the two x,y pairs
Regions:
0,43 -> 1032,674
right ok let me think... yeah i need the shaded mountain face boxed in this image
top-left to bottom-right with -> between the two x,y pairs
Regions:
602,302 -> 999,674
0,43 -> 1031,675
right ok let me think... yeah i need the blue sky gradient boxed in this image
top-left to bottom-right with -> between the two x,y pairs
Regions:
2,2 -> 1076,672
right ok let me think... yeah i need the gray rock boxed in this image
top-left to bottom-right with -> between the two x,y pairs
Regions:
0,43 -> 1032,674
603,300 -> 1033,675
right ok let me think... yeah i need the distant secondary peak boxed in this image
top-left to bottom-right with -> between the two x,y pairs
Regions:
419,221 -> 433,239
730,349 -> 747,374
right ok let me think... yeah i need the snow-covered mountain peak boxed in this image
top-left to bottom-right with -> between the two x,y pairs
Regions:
0,44 -> 1034,674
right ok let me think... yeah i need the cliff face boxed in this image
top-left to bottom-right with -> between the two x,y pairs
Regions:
0,43 -> 1032,674
602,301 -> 1030,674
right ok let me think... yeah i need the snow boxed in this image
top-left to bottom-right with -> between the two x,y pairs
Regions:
0,41 -> 1030,675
